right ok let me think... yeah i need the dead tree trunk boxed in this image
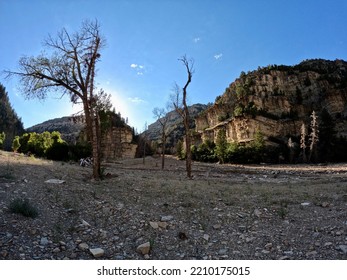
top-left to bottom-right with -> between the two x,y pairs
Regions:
172,55 -> 194,178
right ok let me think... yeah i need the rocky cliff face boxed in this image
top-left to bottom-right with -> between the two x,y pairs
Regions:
195,59 -> 347,144
101,126 -> 137,160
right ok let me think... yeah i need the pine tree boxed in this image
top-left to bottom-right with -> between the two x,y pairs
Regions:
0,83 -> 25,150
215,128 -> 228,163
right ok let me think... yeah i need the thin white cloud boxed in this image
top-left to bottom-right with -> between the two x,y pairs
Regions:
128,97 -> 146,104
193,37 -> 201,43
214,53 -> 223,60
130,63 -> 145,75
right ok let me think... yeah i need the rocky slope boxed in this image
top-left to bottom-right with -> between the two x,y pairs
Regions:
26,117 -> 84,144
195,59 -> 347,145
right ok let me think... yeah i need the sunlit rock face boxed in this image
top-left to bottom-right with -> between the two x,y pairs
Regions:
195,59 -> 347,144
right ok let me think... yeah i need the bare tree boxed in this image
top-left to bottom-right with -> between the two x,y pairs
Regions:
5,20 -> 105,179
153,106 -> 170,169
309,110 -> 319,162
300,122 -> 307,163
287,137 -> 295,163
172,55 -> 194,178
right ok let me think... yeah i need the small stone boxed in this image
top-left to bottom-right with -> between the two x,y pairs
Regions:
52,248 -> 60,253
213,224 -> 222,230
265,242 -> 273,249
44,179 -> 65,184
321,202 -> 329,208
161,215 -> 173,222
203,234 -> 210,241
99,230 -> 107,239
40,237 -> 49,246
301,202 -> 310,206
81,219 -> 91,227
284,250 -> 293,255
246,237 -> 254,243
218,249 -> 228,255
337,245 -> 347,254
306,251 -> 317,257
324,242 -> 333,247
149,221 -> 159,229
136,242 -> 151,255
158,222 -> 168,229
89,248 -> 104,258
253,209 -> 261,218
1,250 -> 8,258
78,242 -> 89,250
261,250 -> 270,254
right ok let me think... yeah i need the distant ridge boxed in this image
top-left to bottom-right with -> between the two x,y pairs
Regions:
26,116 -> 84,144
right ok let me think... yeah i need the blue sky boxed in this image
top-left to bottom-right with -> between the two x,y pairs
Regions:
1,0 -> 347,131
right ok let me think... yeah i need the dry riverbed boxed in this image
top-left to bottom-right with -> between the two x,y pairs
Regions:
0,151 -> 347,260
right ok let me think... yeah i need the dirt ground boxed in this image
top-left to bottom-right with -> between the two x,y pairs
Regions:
0,150 -> 346,260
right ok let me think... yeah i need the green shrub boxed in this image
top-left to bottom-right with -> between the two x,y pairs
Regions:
0,132 -> 5,150
9,198 -> 39,218
191,140 -> 217,163
12,136 -> 21,152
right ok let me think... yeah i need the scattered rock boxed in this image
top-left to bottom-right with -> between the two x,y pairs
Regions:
203,234 -> 210,241
1,250 -> 8,258
99,229 -> 107,239
149,221 -> 159,229
40,237 -> 49,246
253,209 -> 261,218
161,215 -> 173,222
306,251 -> 317,257
321,202 -> 330,208
301,202 -> 311,206
89,248 -> 105,258
44,179 -> 65,184
81,219 -> 91,227
136,242 -> 151,255
158,222 -> 168,229
213,224 -> 222,230
337,245 -> 347,254
218,249 -> 228,255
78,243 -> 89,251
52,248 -> 60,253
